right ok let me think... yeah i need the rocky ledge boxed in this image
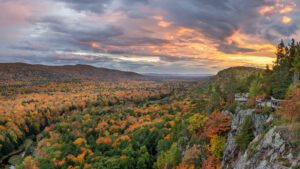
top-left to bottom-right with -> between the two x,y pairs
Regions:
222,108 -> 300,169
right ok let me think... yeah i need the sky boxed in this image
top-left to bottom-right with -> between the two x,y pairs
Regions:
0,0 -> 300,74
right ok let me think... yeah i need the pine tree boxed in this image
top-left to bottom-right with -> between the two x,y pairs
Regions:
274,40 -> 286,67
292,44 -> 300,85
234,116 -> 254,151
270,40 -> 294,98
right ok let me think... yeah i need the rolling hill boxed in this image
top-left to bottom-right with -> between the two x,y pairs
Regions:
0,63 -> 146,82
214,66 -> 263,92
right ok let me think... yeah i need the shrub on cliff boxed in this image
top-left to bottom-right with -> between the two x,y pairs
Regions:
235,116 -> 255,151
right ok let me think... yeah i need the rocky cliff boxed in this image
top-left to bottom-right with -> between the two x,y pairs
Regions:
222,108 -> 300,169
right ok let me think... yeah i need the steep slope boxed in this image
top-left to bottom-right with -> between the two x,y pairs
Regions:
0,63 -> 146,82
222,108 -> 300,169
199,66 -> 300,168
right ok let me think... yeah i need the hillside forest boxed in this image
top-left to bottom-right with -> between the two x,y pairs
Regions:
0,39 -> 300,169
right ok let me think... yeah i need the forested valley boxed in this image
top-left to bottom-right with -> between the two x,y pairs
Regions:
0,39 -> 300,169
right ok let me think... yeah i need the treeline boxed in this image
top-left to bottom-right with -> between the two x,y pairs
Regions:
264,39 -> 300,98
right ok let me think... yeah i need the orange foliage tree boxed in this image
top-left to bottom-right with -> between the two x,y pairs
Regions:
281,87 -> 300,122
205,111 -> 231,138
203,155 -> 218,169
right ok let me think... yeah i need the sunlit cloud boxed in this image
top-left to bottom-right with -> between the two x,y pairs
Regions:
158,21 -> 172,28
56,51 -> 160,63
90,42 -> 100,49
154,15 -> 172,28
258,1 -> 295,16
280,6 -> 293,14
118,56 -> 160,62
259,6 -> 275,15
227,55 -> 276,67
282,16 -> 292,24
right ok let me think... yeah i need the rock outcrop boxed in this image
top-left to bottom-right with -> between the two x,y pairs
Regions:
222,108 -> 300,169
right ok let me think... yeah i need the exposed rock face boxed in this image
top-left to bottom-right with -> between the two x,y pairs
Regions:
222,108 -> 269,169
222,108 -> 300,169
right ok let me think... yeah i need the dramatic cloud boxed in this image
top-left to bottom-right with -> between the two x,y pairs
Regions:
0,0 -> 299,74
54,0 -> 111,13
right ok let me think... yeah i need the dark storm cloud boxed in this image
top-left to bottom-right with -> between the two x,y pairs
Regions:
8,15 -> 124,53
55,54 -> 114,63
160,0 -> 237,40
0,52 -> 56,64
55,0 -> 149,13
158,55 -> 198,62
54,0 -> 111,13
218,42 -> 255,54
10,44 -> 50,52
18,15 -> 169,54
272,24 -> 298,37
157,0 -> 269,53
106,37 -> 170,46
114,61 -> 156,70
39,16 -> 123,42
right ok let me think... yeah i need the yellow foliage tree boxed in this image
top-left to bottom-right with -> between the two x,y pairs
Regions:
73,138 -> 87,146
187,114 -> 208,132
209,135 -> 225,159
23,156 -> 39,169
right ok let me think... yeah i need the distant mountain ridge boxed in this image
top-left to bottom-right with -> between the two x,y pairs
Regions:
0,63 -> 261,83
0,63 -> 146,82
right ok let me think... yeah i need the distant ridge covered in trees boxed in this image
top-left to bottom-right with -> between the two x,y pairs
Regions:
0,63 -> 146,82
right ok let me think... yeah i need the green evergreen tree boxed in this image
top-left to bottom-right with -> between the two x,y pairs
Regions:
235,116 -> 254,151
137,146 -> 151,169
249,78 -> 262,97
155,143 -> 181,169
270,40 -> 294,98
292,44 -> 300,85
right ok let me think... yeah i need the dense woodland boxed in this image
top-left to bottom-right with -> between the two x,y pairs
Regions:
0,39 -> 300,169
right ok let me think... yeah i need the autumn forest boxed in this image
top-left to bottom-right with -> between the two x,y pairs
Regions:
0,39 -> 300,169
